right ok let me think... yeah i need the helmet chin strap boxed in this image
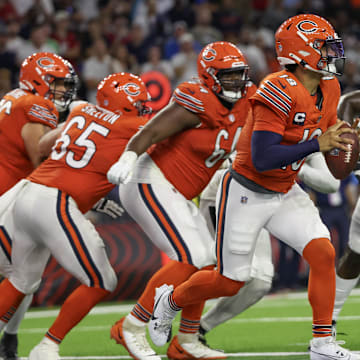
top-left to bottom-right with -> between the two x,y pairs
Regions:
289,52 -> 342,76
288,52 -> 328,76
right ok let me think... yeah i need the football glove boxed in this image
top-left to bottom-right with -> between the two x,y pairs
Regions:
92,198 -> 125,218
107,151 -> 138,185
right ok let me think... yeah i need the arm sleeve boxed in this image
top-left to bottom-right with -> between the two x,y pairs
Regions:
251,102 -> 320,171
298,152 -> 340,193
251,131 -> 319,171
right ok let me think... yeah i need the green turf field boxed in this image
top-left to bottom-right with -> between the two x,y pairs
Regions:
16,290 -> 360,359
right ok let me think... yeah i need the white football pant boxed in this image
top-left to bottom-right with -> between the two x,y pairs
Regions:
0,180 -> 117,294
119,154 -> 216,268
216,171 -> 329,282
199,189 -> 273,332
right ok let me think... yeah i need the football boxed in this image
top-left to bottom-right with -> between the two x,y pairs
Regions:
325,122 -> 360,180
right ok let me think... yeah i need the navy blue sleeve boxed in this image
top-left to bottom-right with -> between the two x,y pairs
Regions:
251,131 -> 320,172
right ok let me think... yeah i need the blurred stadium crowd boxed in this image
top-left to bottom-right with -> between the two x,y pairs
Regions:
1,0 -> 360,103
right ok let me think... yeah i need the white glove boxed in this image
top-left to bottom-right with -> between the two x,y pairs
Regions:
107,151 -> 138,185
92,198 -> 125,218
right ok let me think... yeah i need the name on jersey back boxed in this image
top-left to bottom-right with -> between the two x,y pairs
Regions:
81,105 -> 120,125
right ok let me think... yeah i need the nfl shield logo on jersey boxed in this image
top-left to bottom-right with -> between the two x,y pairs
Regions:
228,114 -> 235,122
240,196 -> 248,204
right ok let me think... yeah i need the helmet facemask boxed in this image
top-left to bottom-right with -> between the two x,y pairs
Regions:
134,100 -> 152,116
213,66 -> 250,103
122,100 -> 152,116
47,74 -> 79,112
315,38 -> 345,76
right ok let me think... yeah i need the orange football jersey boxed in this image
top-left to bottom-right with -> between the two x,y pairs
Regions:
148,80 -> 257,199
233,70 -> 340,193
0,88 -> 58,194
29,102 -> 147,213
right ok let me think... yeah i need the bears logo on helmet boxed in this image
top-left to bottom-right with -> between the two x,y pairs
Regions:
122,83 -> 141,97
202,48 -> 216,61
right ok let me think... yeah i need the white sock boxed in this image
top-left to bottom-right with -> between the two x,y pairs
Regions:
178,332 -> 196,342
4,294 -> 33,334
200,278 -> 272,331
40,337 -> 59,347
127,313 -> 147,327
333,274 -> 360,321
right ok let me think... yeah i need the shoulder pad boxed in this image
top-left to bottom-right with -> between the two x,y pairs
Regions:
173,82 -> 205,113
254,77 -> 292,116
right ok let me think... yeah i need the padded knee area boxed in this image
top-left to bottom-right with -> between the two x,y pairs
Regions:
303,238 -> 335,270
212,272 -> 243,297
246,278 -> 272,298
10,277 -> 41,295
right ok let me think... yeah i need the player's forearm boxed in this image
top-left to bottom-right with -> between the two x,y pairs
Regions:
39,125 -> 64,158
22,123 -> 52,167
251,131 -> 319,172
125,102 -> 198,155
125,126 -> 160,156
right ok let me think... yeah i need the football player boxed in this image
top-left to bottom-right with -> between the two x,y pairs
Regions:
0,72 -> 151,360
198,151 -> 340,340
107,41 -> 254,360
0,52 -> 77,360
331,90 -> 360,333
142,14 -> 360,360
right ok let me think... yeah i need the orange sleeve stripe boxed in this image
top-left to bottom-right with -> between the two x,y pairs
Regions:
216,171 -> 232,273
0,226 -> 12,262
57,191 -> 104,289
138,184 -> 193,265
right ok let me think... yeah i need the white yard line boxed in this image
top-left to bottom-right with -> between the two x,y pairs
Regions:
19,315 -> 360,334
24,289 -> 360,319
